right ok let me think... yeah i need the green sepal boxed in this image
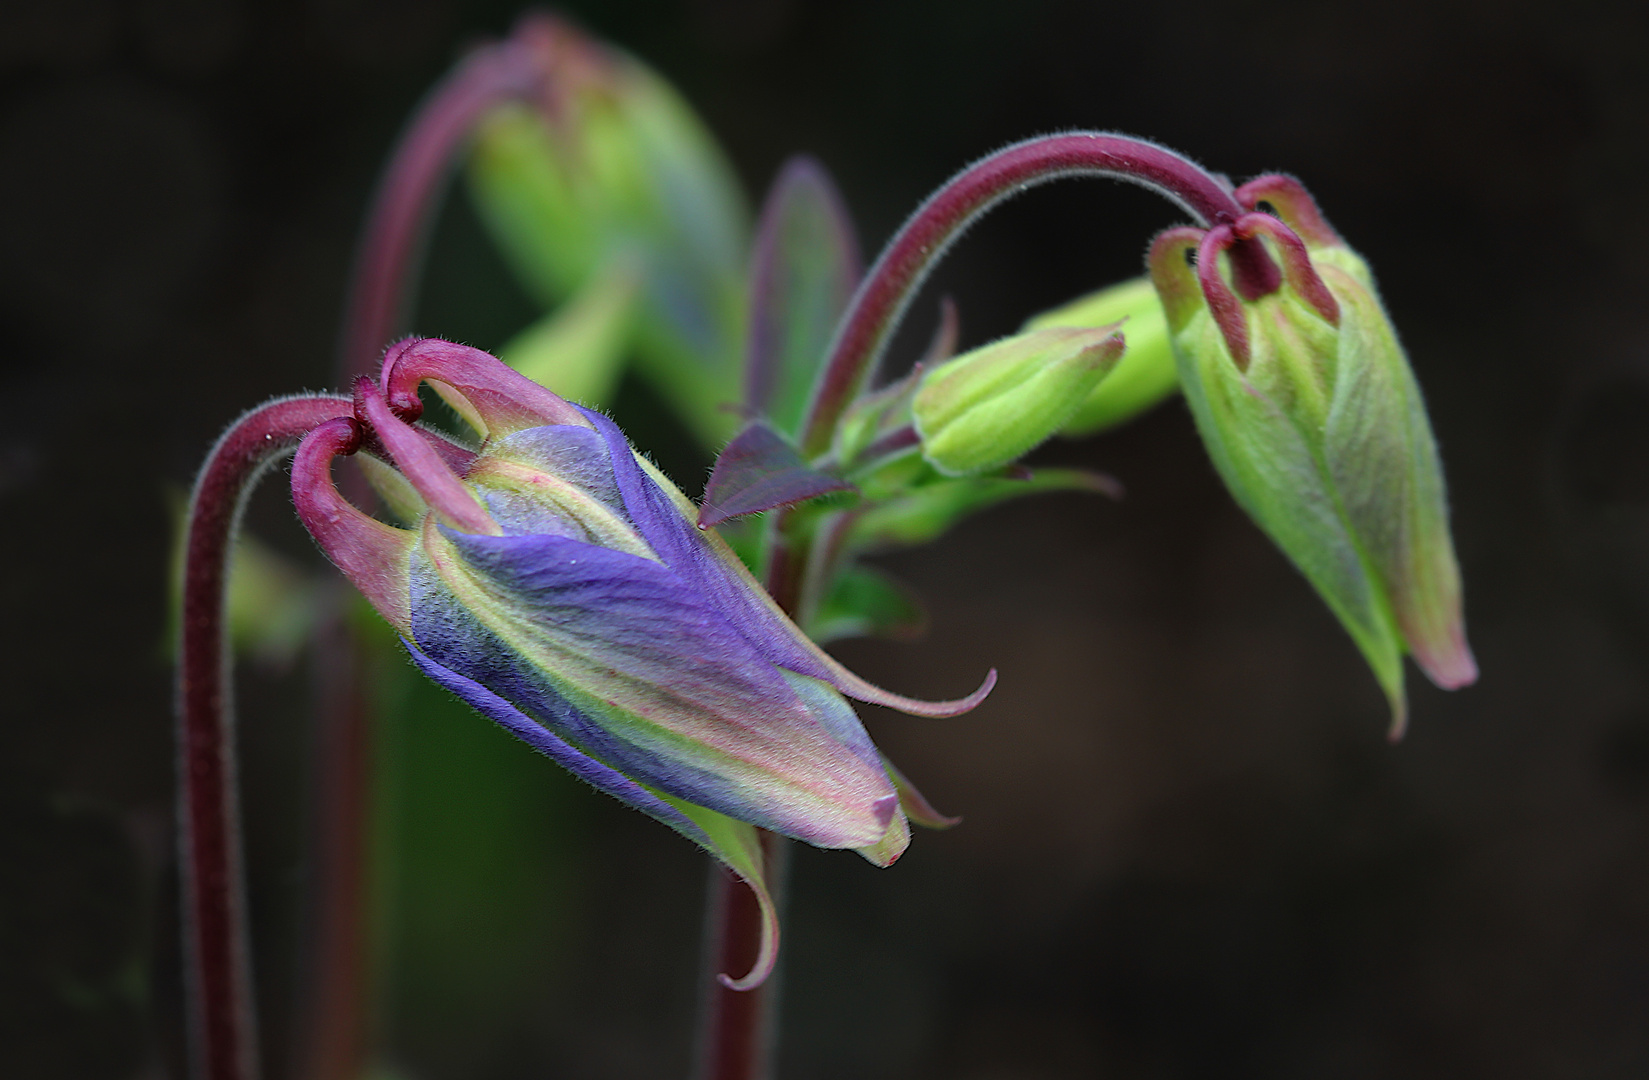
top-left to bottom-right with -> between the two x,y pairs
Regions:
849,468 -> 1120,551
656,792 -> 781,991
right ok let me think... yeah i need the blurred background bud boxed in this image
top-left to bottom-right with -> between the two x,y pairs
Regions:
466,15 -> 750,445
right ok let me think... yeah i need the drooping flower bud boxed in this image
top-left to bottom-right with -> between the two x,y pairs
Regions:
1148,178 -> 1475,734
289,338 -> 993,988
912,325 -> 1125,476
1024,276 -> 1178,436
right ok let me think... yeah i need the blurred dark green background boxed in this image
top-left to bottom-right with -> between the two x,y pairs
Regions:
6,0 -> 1649,1077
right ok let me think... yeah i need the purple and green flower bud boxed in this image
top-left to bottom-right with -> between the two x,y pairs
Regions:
1149,177 -> 1475,734
289,338 -> 993,988
1024,276 -> 1178,436
466,15 -> 749,446
912,324 -> 1125,475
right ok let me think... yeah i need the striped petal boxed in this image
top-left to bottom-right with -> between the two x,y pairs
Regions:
409,523 -> 897,848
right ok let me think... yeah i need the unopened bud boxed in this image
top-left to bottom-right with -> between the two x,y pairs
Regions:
1025,276 -> 1177,435
913,325 -> 1124,476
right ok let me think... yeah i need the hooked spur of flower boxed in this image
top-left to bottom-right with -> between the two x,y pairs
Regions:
289,337 -> 992,989
1148,176 -> 1476,735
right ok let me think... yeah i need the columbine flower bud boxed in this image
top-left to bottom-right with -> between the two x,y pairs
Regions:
289,338 -> 991,988
1024,276 -> 1178,436
1148,177 -> 1475,734
912,325 -> 1124,476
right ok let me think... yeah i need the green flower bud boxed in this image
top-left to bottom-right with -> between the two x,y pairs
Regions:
1024,276 -> 1178,435
1149,178 -> 1475,734
913,325 -> 1124,476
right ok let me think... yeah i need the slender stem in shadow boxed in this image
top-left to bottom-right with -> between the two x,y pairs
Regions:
177,394 -> 352,1080
292,589 -> 375,1080
688,529 -> 816,1080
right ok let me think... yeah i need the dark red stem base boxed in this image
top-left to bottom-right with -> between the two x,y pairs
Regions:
177,394 -> 352,1080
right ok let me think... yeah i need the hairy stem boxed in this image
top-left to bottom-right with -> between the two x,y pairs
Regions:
177,394 -> 352,1080
338,38 -> 545,375
797,131 -> 1280,456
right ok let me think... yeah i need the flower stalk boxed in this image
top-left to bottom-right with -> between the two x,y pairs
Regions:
797,132 -> 1280,457
178,394 -> 353,1080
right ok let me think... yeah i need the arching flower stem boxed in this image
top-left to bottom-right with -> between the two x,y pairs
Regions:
796,131 -> 1281,458
178,394 -> 354,1080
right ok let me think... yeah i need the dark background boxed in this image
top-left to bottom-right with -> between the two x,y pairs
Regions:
6,0 -> 1649,1077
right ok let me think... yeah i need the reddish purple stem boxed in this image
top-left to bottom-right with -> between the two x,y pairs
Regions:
178,394 -> 352,1080
797,131 -> 1281,456
338,39 -> 545,376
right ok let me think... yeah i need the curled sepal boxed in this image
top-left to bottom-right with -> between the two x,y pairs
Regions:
914,325 -> 1125,475
665,799 -> 781,991
379,336 -> 588,437
882,754 -> 960,830
699,421 -> 854,528
291,416 -> 417,634
1025,276 -> 1179,435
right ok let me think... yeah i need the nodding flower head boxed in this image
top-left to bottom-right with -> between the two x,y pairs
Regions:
288,338 -> 993,989
1148,176 -> 1475,736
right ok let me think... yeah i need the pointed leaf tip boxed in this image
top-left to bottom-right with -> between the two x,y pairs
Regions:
698,421 -> 854,527
745,155 -> 861,435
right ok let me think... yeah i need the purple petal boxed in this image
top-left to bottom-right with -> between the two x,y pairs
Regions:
412,528 -> 896,847
698,422 -> 854,528
578,404 -> 997,717
405,641 -> 714,849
